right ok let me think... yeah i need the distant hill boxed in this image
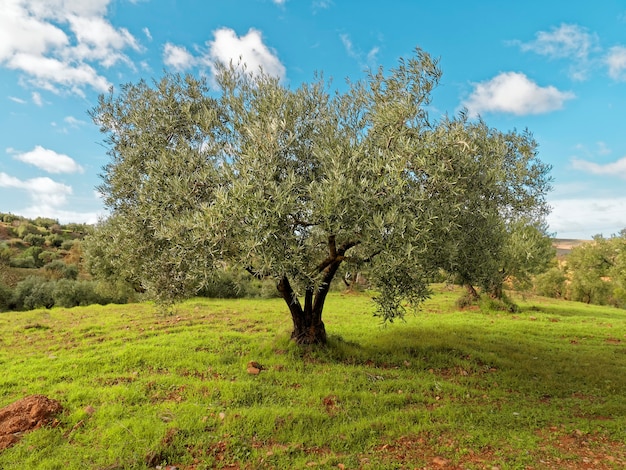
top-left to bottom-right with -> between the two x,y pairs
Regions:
552,238 -> 590,258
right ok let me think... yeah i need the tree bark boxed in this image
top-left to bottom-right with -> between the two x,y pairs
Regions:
276,235 -> 359,345
465,283 -> 480,301
277,277 -> 327,345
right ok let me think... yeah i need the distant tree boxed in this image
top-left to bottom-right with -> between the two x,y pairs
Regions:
423,116 -> 553,300
566,236 -> 616,305
87,49 -> 552,344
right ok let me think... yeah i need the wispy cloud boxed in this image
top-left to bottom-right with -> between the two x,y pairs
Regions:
9,146 -> 84,174
514,23 -> 600,81
571,156 -> 626,178
461,72 -> 575,117
605,46 -> 626,81
340,33 -> 379,69
31,91 -> 43,106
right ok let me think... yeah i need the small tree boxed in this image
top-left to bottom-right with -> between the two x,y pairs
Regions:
87,49 -> 552,344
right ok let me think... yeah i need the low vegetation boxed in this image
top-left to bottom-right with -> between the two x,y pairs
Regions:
1,286 -> 624,469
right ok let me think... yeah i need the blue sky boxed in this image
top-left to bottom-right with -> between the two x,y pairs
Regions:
2,0 -> 626,239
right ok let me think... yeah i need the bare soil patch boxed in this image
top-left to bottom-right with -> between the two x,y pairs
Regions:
0,395 -> 62,451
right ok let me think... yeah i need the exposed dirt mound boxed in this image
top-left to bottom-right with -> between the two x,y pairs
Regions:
0,395 -> 62,451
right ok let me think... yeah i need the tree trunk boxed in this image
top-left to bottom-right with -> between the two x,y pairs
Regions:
276,235 -> 359,345
277,277 -> 327,345
465,283 -> 480,301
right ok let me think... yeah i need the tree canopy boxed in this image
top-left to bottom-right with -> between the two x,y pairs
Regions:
86,48 -> 553,344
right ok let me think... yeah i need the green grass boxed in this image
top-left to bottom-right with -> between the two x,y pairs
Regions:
1,286 -> 625,469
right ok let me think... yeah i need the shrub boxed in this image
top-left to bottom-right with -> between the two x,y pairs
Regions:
12,277 -> 55,310
533,267 -> 567,298
33,217 -> 58,228
61,239 -> 75,251
23,233 -> 46,247
22,246 -> 44,268
1,213 -> 22,224
9,257 -> 35,269
44,260 -> 79,280
52,279 -> 101,308
0,243 -> 11,264
38,250 -> 60,265
16,222 -> 39,238
46,234 -> 65,248
0,281 -> 13,312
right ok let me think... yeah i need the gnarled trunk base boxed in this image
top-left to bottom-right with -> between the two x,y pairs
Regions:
291,322 -> 327,345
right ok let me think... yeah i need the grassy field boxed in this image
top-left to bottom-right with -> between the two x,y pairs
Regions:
0,285 -> 625,469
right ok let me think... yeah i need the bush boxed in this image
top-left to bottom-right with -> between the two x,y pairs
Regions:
22,246 -> 44,268
52,279 -> 102,308
0,281 -> 13,312
533,267 -> 567,298
61,239 -> 75,251
46,234 -> 65,248
9,257 -> 35,269
0,243 -> 11,264
33,217 -> 58,228
23,233 -> 46,247
16,222 -> 39,238
38,250 -> 60,265
44,260 -> 79,280
12,277 -> 55,310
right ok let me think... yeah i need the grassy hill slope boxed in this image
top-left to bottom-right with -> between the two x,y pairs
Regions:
1,286 -> 625,469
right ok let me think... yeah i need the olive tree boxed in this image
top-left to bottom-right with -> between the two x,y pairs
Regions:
86,49 -> 552,344
425,115 -> 553,300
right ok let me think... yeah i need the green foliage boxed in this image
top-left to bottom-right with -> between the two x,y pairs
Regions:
9,257 -> 35,269
0,212 -> 23,223
33,217 -> 59,228
46,234 -> 65,248
12,276 -> 55,310
16,222 -> 39,238
533,266 -> 567,298
88,48 -> 552,341
61,239 -> 75,251
44,260 -> 79,280
0,243 -> 12,264
38,250 -> 60,265
23,233 -> 45,247
0,281 -> 12,312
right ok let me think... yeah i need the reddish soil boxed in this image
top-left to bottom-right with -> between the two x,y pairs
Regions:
0,395 -> 62,451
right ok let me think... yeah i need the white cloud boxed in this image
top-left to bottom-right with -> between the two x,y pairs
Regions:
571,156 -> 626,178
605,46 -> 626,81
272,0 -> 287,4
163,43 -> 196,71
143,27 -> 152,41
11,145 -> 84,174
0,0 -> 140,95
162,28 -> 286,81
9,96 -> 26,104
64,115 -> 86,127
340,33 -> 379,69
0,172 -> 72,207
207,28 -> 286,80
461,72 -> 575,117
548,197 -> 626,238
313,0 -> 333,10
31,91 -> 43,106
516,24 -> 600,80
